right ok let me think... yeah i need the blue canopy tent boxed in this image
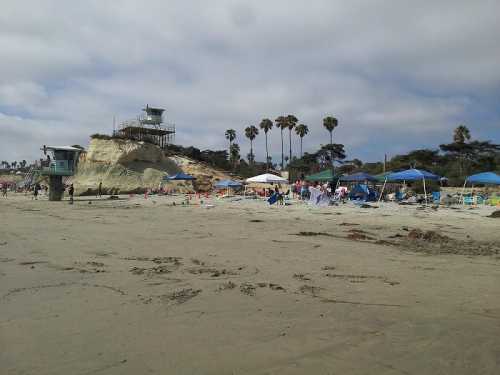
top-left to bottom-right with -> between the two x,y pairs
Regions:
460,172 -> 500,205
215,179 -> 243,197
379,168 -> 441,203
214,179 -> 242,188
163,172 -> 196,181
385,169 -> 440,182
339,172 -> 378,182
161,172 -> 196,194
465,172 -> 500,185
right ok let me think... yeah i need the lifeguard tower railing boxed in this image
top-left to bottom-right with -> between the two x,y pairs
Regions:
114,119 -> 175,149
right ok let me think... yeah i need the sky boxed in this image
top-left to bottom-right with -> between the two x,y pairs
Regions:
1,0 -> 499,164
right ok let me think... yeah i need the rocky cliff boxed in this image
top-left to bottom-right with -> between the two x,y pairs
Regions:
72,138 -> 233,195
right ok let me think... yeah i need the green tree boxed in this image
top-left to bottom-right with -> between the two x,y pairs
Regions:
259,118 -> 273,171
295,124 -> 309,157
440,125 -> 472,177
453,125 -> 471,144
244,125 -> 259,165
286,115 -> 298,164
275,116 -> 288,170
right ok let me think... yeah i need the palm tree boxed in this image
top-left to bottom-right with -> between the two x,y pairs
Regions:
323,116 -> 339,176
244,125 -> 259,165
286,115 -> 298,164
295,124 -> 309,157
452,124 -> 471,176
230,143 -> 240,168
225,129 -> 236,162
259,119 -> 273,170
453,125 -> 471,144
275,116 -> 288,170
323,116 -> 338,145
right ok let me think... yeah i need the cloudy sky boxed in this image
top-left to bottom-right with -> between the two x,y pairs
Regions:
1,0 -> 499,164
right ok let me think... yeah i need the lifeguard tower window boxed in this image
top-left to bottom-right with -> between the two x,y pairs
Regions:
54,150 -> 75,161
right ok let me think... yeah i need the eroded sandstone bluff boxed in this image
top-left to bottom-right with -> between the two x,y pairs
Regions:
72,138 -> 232,195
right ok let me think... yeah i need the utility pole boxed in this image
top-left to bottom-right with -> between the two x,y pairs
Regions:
383,153 -> 387,173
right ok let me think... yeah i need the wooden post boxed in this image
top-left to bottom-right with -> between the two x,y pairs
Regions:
423,178 -> 427,205
378,177 -> 387,203
48,175 -> 64,201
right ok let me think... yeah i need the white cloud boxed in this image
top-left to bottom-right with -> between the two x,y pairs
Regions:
0,0 -> 499,163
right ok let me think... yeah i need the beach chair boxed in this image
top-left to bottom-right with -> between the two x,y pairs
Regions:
395,191 -> 405,201
432,191 -> 441,204
487,195 -> 500,206
462,196 -> 474,205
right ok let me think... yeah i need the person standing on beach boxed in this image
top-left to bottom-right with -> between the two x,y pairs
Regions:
68,184 -> 74,204
1,184 -> 7,198
97,181 -> 103,198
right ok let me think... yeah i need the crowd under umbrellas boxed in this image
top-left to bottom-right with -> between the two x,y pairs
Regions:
98,168 -> 500,208
7,168 -> 500,209
234,169 -> 500,208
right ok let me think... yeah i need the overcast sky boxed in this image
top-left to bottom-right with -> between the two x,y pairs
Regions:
1,0 -> 499,164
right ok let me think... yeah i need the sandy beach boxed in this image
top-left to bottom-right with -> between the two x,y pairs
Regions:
1,194 -> 500,374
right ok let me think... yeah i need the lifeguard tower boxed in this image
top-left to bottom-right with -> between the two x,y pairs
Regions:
40,145 -> 83,201
114,105 -> 175,148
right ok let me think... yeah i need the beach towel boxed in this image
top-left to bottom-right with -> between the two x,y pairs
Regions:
308,187 -> 330,207
267,193 -> 278,205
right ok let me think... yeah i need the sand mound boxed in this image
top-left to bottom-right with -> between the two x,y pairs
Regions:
488,210 -> 500,218
72,138 -> 233,195
386,228 -> 500,256
407,229 -> 451,243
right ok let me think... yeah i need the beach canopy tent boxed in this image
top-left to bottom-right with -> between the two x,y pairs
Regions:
246,173 -> 288,184
215,179 -> 243,197
305,169 -> 341,182
349,184 -> 378,202
460,172 -> 500,205
385,169 -> 440,182
379,168 -> 440,203
465,172 -> 500,185
340,172 -> 377,182
214,179 -> 243,189
163,172 -> 196,181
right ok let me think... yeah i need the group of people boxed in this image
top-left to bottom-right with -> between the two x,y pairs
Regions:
292,180 -> 346,201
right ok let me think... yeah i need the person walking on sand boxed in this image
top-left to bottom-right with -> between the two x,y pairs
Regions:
1,184 -> 7,198
97,181 -> 103,198
33,183 -> 40,200
68,184 -> 74,204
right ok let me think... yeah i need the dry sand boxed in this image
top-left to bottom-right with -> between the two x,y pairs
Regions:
1,194 -> 500,374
